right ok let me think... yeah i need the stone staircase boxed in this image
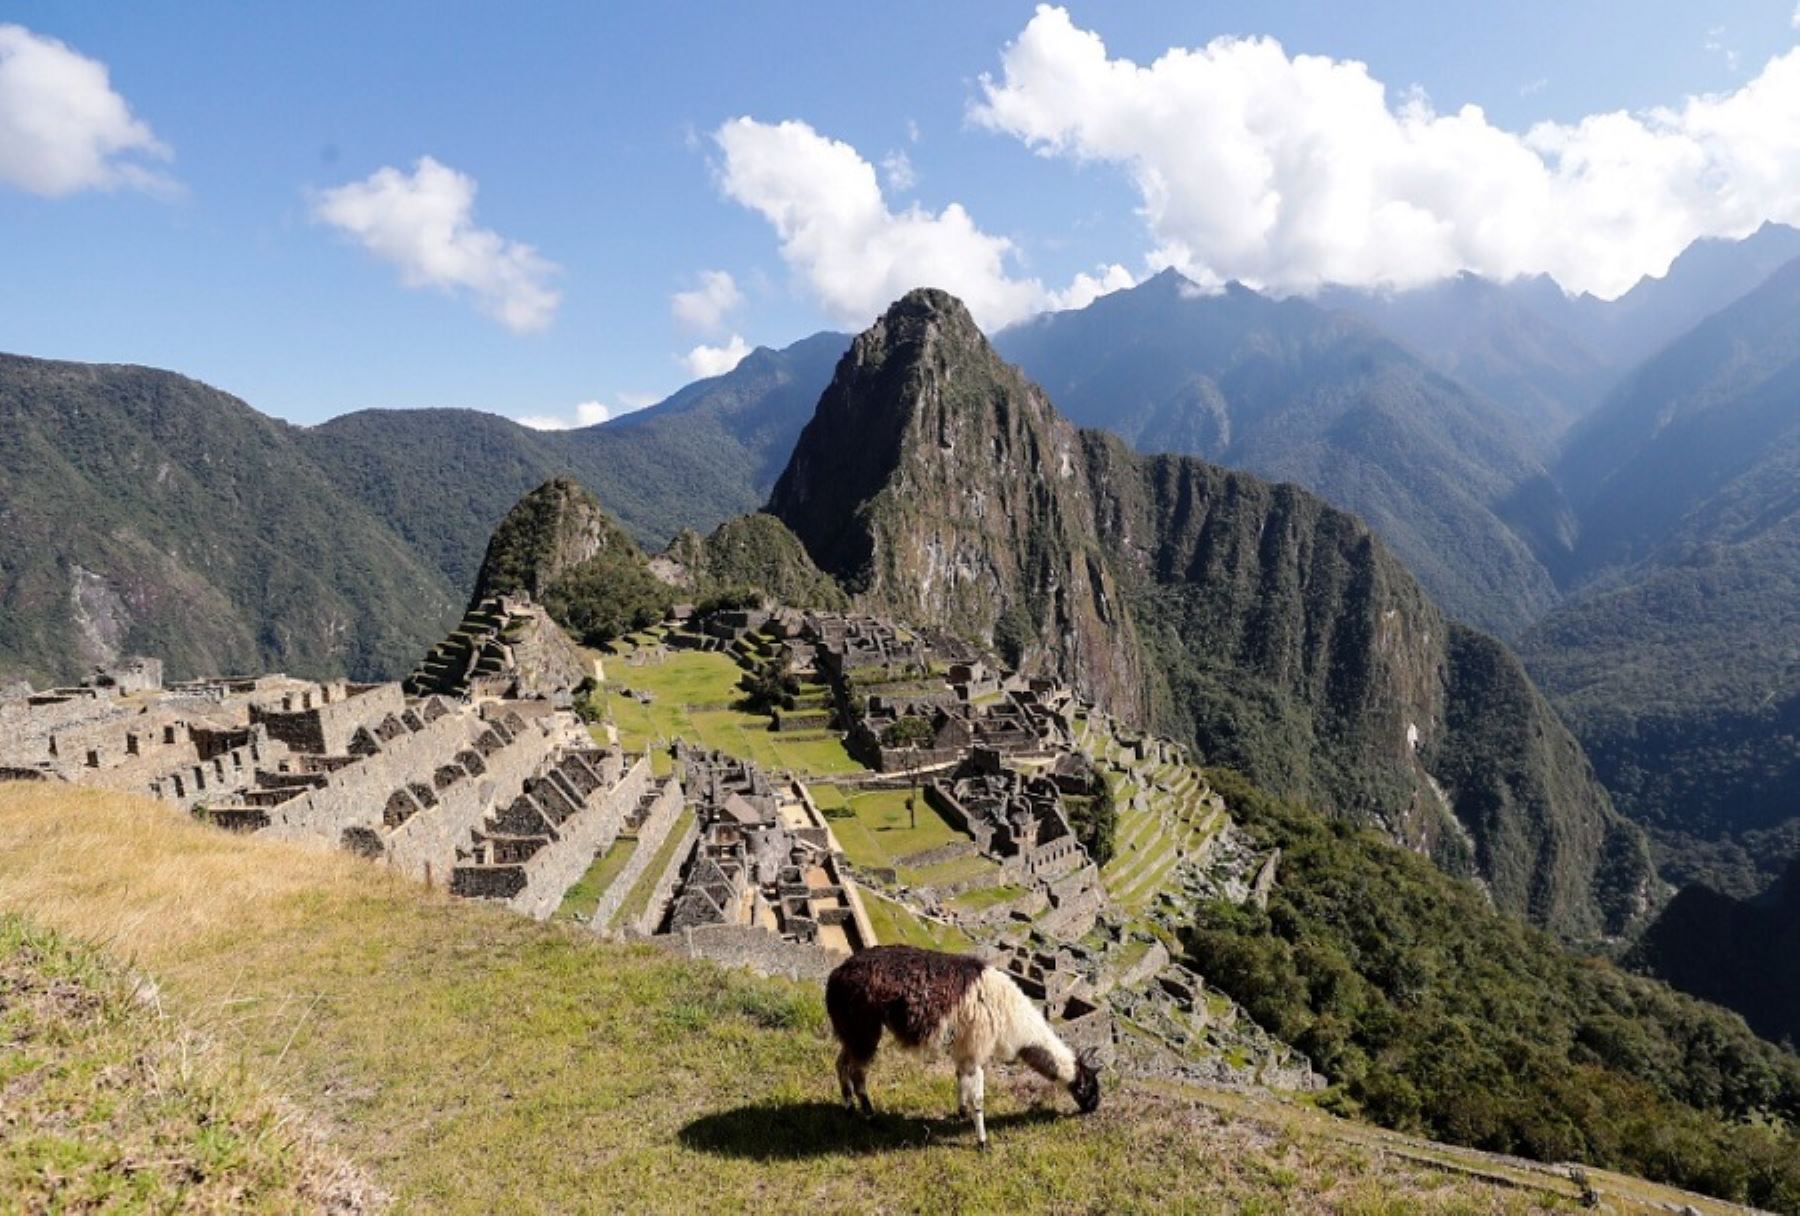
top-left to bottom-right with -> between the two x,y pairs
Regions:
405,599 -> 518,698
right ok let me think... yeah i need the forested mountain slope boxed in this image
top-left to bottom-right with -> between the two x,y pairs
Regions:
0,353 -> 456,686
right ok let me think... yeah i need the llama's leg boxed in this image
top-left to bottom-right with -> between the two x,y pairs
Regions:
836,1045 -> 858,1111
851,1053 -> 874,1118
837,1046 -> 876,1117
957,1063 -> 988,1148
834,1016 -> 880,1117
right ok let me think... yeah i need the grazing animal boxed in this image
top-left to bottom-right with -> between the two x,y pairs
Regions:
825,944 -> 1101,1147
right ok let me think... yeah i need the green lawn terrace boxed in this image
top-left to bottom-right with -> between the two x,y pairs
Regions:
592,647 -> 861,780
1074,709 -> 1232,918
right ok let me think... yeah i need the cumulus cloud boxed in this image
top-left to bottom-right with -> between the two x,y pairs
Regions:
682,333 -> 752,378
712,116 -> 1048,329
313,156 -> 561,331
1045,262 -> 1135,311
671,269 -> 743,331
972,6 -> 1800,298
516,400 -> 613,431
0,24 -> 173,196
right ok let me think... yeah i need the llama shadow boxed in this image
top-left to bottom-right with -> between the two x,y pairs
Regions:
679,1100 -> 1063,1159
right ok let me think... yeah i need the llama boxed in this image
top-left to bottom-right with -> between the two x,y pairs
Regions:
825,944 -> 1101,1147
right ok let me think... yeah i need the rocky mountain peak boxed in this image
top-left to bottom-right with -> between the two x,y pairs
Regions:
471,476 -> 643,605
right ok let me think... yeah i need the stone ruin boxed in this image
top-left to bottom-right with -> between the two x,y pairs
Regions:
406,594 -> 591,705
0,646 -> 658,924
636,745 -> 874,975
925,754 -> 1106,939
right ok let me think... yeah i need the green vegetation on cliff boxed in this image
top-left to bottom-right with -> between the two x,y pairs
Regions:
662,513 -> 847,610
1523,257 -> 1800,893
304,331 -> 849,581
995,271 -> 1566,636
1186,770 -> 1800,1212
474,478 -> 672,646
0,353 -> 458,686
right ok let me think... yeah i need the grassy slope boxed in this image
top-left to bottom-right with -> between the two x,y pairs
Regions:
0,913 -> 380,1212
1,782 -> 1687,1215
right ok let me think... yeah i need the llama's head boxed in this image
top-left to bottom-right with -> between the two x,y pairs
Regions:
1069,1048 -> 1102,1113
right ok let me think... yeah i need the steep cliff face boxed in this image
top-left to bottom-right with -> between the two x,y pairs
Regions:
771,289 -> 1651,938
768,289 -> 1148,718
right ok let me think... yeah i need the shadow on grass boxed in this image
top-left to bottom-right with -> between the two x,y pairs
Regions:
679,1100 -> 1064,1159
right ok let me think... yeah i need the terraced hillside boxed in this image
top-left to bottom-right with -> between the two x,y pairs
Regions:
1073,709 -> 1231,915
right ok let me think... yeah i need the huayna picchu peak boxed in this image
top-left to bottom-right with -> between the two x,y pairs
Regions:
772,288 -> 1652,940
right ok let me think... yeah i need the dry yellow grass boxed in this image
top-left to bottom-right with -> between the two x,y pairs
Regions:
0,782 -> 1733,1214
0,783 -> 400,960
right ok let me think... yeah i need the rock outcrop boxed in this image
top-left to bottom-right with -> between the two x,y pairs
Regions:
768,289 -> 1150,722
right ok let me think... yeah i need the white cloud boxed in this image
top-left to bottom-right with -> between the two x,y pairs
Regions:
881,148 -> 917,191
972,6 -> 1800,299
681,333 -> 752,378
1044,262 -> 1135,310
1519,77 -> 1548,98
0,24 -> 172,196
671,269 -> 743,331
515,400 -> 613,431
313,156 -> 560,332
712,116 -> 1047,329
1792,2 -> 1799,30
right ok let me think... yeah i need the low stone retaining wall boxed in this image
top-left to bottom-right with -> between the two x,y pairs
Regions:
588,776 -> 684,932
652,924 -> 842,981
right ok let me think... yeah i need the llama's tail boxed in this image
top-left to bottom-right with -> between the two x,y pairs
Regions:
826,966 -> 882,1061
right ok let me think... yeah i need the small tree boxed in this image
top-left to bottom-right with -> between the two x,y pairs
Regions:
881,715 -> 936,750
741,656 -> 799,713
882,717 -> 933,831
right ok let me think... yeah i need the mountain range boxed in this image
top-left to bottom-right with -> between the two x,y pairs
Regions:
4,228 -> 1796,925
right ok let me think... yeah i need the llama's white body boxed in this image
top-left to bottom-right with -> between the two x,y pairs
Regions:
948,968 -> 1077,1081
827,946 -> 1099,1147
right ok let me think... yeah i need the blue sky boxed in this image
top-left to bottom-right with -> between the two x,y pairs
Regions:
3,2 -> 1799,425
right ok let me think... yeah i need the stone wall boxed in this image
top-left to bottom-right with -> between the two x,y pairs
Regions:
252,683 -> 404,756
589,776 -> 684,932
504,754 -> 652,920
653,923 -> 842,981
255,705 -> 552,882
631,815 -> 701,936
380,714 -> 559,884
